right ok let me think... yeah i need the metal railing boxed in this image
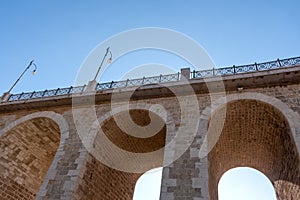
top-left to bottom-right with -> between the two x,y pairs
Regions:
4,56 -> 300,102
7,85 -> 86,101
191,56 -> 300,78
96,72 -> 180,90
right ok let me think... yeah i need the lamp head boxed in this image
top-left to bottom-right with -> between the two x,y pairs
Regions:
31,62 -> 37,75
107,50 -> 112,63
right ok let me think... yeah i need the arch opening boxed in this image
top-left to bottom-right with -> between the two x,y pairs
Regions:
0,117 -> 60,199
207,99 -> 300,200
218,167 -> 276,200
77,109 -> 167,200
133,167 -> 163,200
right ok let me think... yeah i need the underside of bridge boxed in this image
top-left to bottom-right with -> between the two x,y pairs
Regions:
0,117 -> 60,200
74,109 -> 166,200
208,100 -> 300,200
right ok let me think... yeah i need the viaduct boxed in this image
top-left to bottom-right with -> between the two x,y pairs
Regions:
0,57 -> 300,199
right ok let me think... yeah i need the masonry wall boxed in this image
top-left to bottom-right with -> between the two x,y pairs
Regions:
160,84 -> 300,200
0,177 -> 35,200
207,100 -> 300,199
0,82 -> 299,199
71,108 -> 168,199
73,153 -> 141,200
0,117 -> 60,200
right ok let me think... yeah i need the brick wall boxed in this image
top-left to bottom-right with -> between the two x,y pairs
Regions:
0,117 -> 60,199
73,109 -> 167,199
208,100 -> 300,199
0,76 -> 299,199
160,85 -> 300,200
74,153 -> 141,200
0,177 -> 35,200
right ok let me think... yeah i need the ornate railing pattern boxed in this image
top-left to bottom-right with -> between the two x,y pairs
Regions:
4,56 -> 300,102
96,73 -> 180,90
8,85 -> 86,101
191,56 -> 300,78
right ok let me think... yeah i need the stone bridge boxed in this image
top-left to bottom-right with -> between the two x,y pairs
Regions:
0,57 -> 300,199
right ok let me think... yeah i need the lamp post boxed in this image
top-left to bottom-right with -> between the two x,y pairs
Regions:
87,47 -> 112,91
93,47 -> 112,81
1,60 -> 37,101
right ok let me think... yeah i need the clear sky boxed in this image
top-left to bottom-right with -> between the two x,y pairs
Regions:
218,167 -> 276,200
1,0 -> 299,199
133,167 -> 277,200
1,0 -> 299,94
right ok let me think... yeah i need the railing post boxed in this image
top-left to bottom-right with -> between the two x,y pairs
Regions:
212,68 -> 215,76
1,92 -> 12,102
159,74 -> 162,82
68,86 -> 73,94
42,90 -> 47,97
277,58 -> 282,67
255,62 -> 258,71
54,88 -> 60,95
180,68 -> 190,80
125,79 -> 129,86
110,81 -> 114,88
19,93 -> 24,100
81,85 -> 86,92
86,80 -> 98,92
29,91 -> 35,98
233,65 -> 236,74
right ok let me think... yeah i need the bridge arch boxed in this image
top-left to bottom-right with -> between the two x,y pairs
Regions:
133,166 -> 163,200
75,106 -> 171,200
199,92 -> 300,199
218,167 -> 277,199
0,111 -> 69,199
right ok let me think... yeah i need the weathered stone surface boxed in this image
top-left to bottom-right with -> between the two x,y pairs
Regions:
0,65 -> 299,199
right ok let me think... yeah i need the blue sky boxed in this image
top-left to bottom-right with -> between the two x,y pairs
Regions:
1,0 -> 299,199
133,167 -> 277,200
1,0 -> 299,94
218,167 -> 276,200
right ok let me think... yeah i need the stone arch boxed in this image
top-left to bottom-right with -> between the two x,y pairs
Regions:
75,105 -> 171,200
198,92 -> 300,200
133,167 -> 163,200
0,111 -> 69,199
218,167 -> 277,199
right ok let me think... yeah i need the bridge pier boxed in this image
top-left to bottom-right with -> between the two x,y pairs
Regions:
0,62 -> 300,199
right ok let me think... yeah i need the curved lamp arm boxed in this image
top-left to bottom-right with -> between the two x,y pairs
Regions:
93,47 -> 112,81
7,60 -> 37,94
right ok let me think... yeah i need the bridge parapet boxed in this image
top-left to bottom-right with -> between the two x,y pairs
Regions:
1,56 -> 300,103
0,57 -> 300,199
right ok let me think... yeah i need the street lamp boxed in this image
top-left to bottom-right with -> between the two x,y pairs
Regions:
86,47 -> 112,92
1,60 -> 37,101
93,47 -> 112,81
